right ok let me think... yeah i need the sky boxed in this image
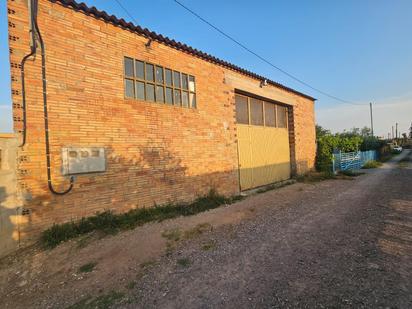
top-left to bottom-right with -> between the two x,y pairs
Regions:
1,0 -> 411,136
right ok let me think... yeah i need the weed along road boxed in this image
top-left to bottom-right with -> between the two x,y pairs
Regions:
1,152 -> 411,308
125,151 -> 412,309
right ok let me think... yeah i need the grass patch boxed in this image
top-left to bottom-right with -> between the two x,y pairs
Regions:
296,171 -> 336,183
42,190 -> 241,249
177,258 -> 191,267
78,262 -> 97,273
161,228 -> 182,241
67,291 -> 124,309
296,170 -> 365,182
126,281 -> 137,290
140,260 -> 156,269
338,170 -> 364,177
362,160 -> 382,169
255,179 -> 296,193
201,240 -> 217,251
183,223 -> 213,240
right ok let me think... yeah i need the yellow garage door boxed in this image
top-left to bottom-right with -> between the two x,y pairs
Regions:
235,93 -> 291,191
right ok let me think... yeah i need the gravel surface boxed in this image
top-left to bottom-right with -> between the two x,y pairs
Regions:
1,152 -> 410,309
124,151 -> 412,308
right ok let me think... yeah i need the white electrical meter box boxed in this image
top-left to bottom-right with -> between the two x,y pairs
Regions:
62,147 -> 106,175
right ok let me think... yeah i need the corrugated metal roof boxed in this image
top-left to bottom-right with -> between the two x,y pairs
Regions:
50,0 -> 316,101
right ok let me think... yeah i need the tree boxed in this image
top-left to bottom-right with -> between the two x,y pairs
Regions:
360,126 -> 372,137
316,125 -> 331,139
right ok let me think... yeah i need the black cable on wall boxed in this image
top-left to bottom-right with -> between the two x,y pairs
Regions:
26,0 -> 74,195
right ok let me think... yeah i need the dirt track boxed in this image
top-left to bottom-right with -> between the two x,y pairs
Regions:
1,151 -> 411,308
127,150 -> 412,308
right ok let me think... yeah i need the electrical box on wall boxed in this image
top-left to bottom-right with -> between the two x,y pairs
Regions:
62,147 -> 106,175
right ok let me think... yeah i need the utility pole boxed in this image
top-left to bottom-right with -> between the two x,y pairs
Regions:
392,126 -> 394,140
369,102 -> 374,137
396,123 -> 398,139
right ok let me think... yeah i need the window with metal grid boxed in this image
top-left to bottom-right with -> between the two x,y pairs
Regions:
124,57 -> 196,108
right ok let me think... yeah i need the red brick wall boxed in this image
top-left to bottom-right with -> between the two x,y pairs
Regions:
7,0 -> 315,244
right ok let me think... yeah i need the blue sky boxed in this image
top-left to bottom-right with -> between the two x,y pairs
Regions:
1,0 -> 411,136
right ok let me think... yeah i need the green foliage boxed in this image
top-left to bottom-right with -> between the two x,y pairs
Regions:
316,134 -> 362,171
176,258 -> 191,267
360,136 -> 384,151
41,190 -> 242,249
295,171 -> 336,183
362,160 -> 382,169
315,125 -> 383,172
338,170 -> 364,177
78,262 -> 97,273
67,291 -> 125,309
316,125 -> 331,138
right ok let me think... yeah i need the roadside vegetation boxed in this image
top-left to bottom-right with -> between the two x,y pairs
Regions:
315,125 -> 385,172
67,290 -> 125,309
78,262 -> 97,273
362,160 -> 382,169
296,169 -> 363,183
398,152 -> 412,168
41,190 -> 242,249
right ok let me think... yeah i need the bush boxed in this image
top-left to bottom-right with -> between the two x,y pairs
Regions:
315,125 -> 384,172
316,135 -> 362,172
362,160 -> 382,169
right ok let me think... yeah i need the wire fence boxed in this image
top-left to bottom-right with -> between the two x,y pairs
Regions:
332,150 -> 378,173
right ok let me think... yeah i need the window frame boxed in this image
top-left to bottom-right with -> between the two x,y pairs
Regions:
234,93 -> 288,129
123,57 -> 196,109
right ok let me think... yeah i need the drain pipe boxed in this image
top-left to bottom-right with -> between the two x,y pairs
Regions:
32,0 -> 74,195
19,0 -> 38,147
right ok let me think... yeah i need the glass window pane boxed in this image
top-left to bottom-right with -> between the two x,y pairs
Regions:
136,81 -> 145,100
174,89 -> 181,106
156,86 -> 164,103
189,93 -> 196,108
189,75 -> 195,92
182,73 -> 188,90
182,91 -> 189,107
165,87 -> 173,104
146,83 -> 155,101
235,95 -> 248,124
155,66 -> 164,84
250,98 -> 263,126
277,105 -> 288,128
264,102 -> 276,127
165,69 -> 173,86
173,71 -> 181,88
146,64 -> 154,82
135,61 -> 144,79
125,79 -> 134,98
124,57 -> 134,77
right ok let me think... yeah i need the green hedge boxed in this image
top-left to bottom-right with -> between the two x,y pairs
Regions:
316,133 -> 383,172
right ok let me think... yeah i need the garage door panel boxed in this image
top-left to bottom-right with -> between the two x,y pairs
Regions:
237,124 -> 290,190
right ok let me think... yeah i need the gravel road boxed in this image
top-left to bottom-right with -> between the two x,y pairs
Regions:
126,151 -> 412,308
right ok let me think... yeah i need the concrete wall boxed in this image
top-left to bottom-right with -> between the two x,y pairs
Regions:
7,0 -> 316,248
0,134 -> 22,257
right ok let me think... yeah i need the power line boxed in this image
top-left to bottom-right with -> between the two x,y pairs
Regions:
114,0 -> 139,24
113,0 -> 365,106
173,0 -> 366,106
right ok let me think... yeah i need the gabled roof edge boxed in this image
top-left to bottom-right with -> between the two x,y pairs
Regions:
50,0 -> 316,101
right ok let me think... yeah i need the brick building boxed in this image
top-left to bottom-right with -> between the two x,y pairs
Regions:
3,0 -> 316,256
